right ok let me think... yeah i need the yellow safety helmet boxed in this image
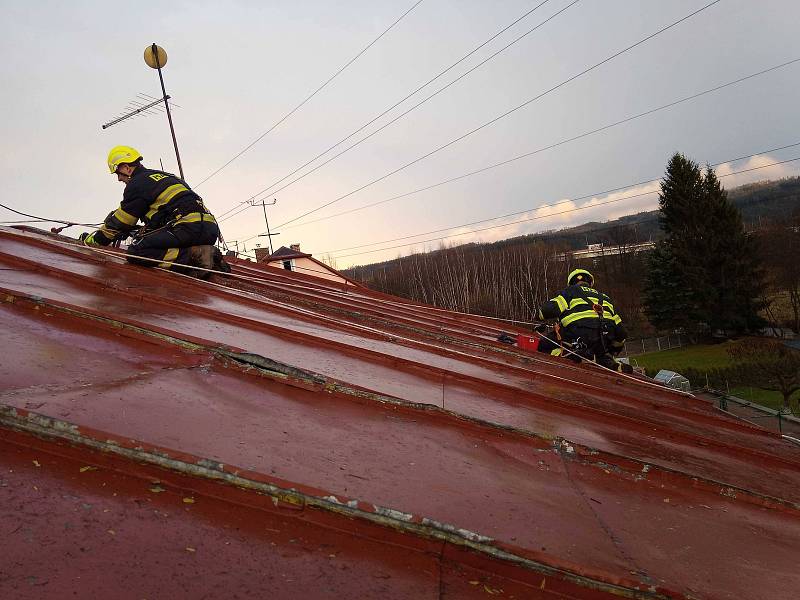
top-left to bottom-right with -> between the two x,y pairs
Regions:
567,268 -> 593,286
107,145 -> 142,173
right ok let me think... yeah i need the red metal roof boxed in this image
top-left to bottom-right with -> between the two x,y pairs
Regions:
2,225 -> 799,599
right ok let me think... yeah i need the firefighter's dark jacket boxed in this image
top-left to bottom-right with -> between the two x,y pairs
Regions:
92,167 -> 215,245
537,284 -> 627,350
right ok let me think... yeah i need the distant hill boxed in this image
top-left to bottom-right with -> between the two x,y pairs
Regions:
344,177 -> 800,280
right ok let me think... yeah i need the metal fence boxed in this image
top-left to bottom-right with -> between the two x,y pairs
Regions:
705,390 -> 800,438
620,333 -> 689,356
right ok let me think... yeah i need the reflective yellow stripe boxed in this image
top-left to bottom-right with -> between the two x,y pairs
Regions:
561,309 -> 600,327
611,314 -> 622,325
158,247 -> 180,268
113,207 -> 138,226
550,348 -> 562,356
553,295 -> 568,313
571,296 -> 615,313
99,224 -> 120,238
567,297 -> 616,318
146,184 -> 189,219
175,212 -> 217,225
568,298 -> 590,309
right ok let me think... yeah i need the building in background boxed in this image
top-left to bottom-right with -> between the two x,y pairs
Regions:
255,243 -> 353,285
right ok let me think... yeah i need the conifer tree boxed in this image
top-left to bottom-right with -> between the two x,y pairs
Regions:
643,153 -> 765,338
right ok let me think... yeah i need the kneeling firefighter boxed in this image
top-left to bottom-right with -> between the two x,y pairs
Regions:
81,145 -> 230,278
534,269 -> 632,373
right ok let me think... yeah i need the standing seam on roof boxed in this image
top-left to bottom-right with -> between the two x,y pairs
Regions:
560,451 -> 653,585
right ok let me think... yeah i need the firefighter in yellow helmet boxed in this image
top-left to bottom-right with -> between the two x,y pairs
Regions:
534,268 -> 632,373
80,146 -> 230,278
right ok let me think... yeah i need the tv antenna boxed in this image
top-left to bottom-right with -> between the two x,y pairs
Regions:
100,43 -> 186,179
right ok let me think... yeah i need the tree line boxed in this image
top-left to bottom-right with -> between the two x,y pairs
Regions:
346,228 -> 655,332
346,159 -> 800,342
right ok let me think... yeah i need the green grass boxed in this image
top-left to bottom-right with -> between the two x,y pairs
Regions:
728,386 -> 789,411
631,342 -> 800,413
631,342 -> 737,374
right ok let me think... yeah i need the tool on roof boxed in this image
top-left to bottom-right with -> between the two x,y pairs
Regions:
51,223 -> 79,234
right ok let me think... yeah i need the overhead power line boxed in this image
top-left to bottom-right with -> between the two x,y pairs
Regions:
343,187 -> 800,267
325,154 -> 800,260
238,54 -> 797,248
228,0 -> 570,214
217,0 -> 567,223
276,58 -> 800,231
270,0 -> 722,231
195,0 -> 426,188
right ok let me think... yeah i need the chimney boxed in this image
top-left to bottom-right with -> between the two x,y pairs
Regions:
254,247 -> 271,263
290,243 -> 301,252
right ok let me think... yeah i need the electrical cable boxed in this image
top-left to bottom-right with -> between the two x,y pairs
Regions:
269,0 -> 722,230
516,186 -> 800,245
323,142 -> 800,254
1,220 -> 61,225
362,183 -> 798,263
327,155 -> 800,260
196,0 -> 426,189
321,185 -> 800,269
0,202 -> 102,227
275,59 -> 800,232
224,0 -> 566,216
239,134 -> 800,251
215,0 -> 561,222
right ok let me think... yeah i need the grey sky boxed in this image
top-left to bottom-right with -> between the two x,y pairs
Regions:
2,0 -> 799,267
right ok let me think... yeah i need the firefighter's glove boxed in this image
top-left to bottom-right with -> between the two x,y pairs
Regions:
533,323 -> 549,334
80,232 -> 99,246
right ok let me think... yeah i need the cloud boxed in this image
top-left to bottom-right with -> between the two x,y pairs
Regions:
472,182 -> 662,241
339,153 -> 800,265
464,153 -> 800,243
394,183 -> 663,252
714,154 -> 800,187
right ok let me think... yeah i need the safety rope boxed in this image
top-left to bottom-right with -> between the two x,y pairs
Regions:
527,329 -> 691,395
363,296 -> 693,396
374,297 -> 541,325
25,235 -> 688,397
72,243 -> 301,288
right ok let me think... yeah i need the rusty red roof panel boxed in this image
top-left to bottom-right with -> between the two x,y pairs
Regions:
2,225 -> 800,599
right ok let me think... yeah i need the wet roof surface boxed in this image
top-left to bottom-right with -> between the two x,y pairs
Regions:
2,225 -> 799,599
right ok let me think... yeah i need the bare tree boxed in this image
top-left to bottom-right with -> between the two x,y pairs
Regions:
728,339 -> 800,413
760,218 -> 800,333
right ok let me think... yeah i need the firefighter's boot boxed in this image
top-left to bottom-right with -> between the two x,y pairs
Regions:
212,247 -> 232,274
189,245 -> 215,279
619,361 -> 634,375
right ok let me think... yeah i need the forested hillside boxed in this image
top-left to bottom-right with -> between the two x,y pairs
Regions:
343,177 -> 800,335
